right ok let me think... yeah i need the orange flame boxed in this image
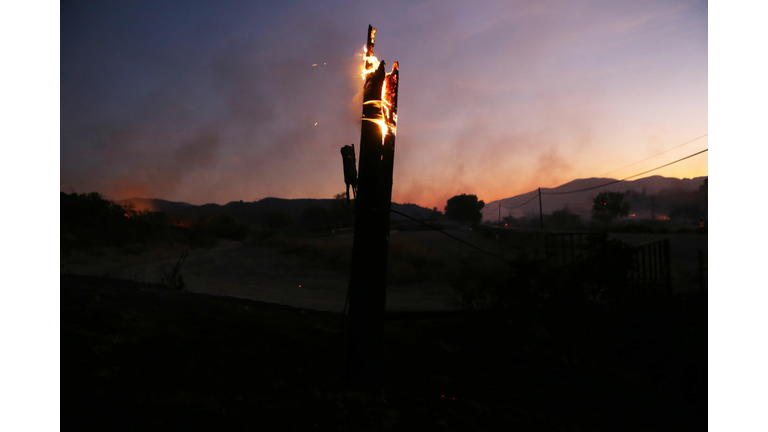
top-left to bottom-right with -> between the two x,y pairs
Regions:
360,26 -> 398,144
361,27 -> 379,80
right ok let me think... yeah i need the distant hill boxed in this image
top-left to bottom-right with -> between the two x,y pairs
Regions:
119,197 -> 437,225
484,175 -> 708,223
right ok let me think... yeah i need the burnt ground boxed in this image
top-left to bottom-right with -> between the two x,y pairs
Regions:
61,273 -> 706,431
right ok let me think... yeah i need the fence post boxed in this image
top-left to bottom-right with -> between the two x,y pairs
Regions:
663,239 -> 672,295
699,248 -> 705,296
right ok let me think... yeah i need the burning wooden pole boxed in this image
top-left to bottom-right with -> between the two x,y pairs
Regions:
345,24 -> 399,396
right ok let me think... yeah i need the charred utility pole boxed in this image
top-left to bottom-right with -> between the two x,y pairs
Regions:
340,144 -> 358,202
345,24 -> 399,396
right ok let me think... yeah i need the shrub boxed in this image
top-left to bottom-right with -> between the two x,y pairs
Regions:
157,249 -> 188,290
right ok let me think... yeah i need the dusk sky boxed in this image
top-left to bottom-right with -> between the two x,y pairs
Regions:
60,0 -> 708,210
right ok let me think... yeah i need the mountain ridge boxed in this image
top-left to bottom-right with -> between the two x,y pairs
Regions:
112,175 -> 706,224
118,196 -> 437,223
484,175 -> 707,222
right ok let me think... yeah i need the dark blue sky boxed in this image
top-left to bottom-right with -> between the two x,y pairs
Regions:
60,0 -> 707,208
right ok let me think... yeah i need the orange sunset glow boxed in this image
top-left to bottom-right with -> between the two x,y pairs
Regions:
61,1 -> 707,211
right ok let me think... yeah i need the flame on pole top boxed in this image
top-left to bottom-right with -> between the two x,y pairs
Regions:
361,25 -> 380,81
366,25 -> 376,57
360,25 -> 399,143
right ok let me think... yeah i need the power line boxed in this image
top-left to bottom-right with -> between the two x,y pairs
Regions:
502,191 -> 539,210
492,134 -> 708,212
390,208 -> 508,263
542,148 -> 708,196
378,143 -> 707,265
542,179 -> 622,196
598,133 -> 708,177
622,148 -> 708,181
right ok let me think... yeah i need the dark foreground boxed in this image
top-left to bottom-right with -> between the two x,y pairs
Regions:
61,274 -> 706,431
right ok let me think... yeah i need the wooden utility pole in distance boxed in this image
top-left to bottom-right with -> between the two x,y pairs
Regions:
538,187 -> 544,233
539,187 -> 548,261
498,202 -> 504,257
345,25 -> 399,396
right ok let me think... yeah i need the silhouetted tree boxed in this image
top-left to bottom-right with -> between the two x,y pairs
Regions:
60,191 -> 182,249
547,207 -> 581,229
61,192 -> 132,247
330,192 -> 354,228
445,194 -> 485,226
592,191 -> 630,224
623,189 -> 649,213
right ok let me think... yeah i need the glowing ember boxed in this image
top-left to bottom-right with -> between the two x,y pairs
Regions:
360,26 -> 398,144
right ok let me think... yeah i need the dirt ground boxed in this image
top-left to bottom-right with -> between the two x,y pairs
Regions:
60,229 -> 706,312
60,234 -> 463,313
61,273 -> 706,430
